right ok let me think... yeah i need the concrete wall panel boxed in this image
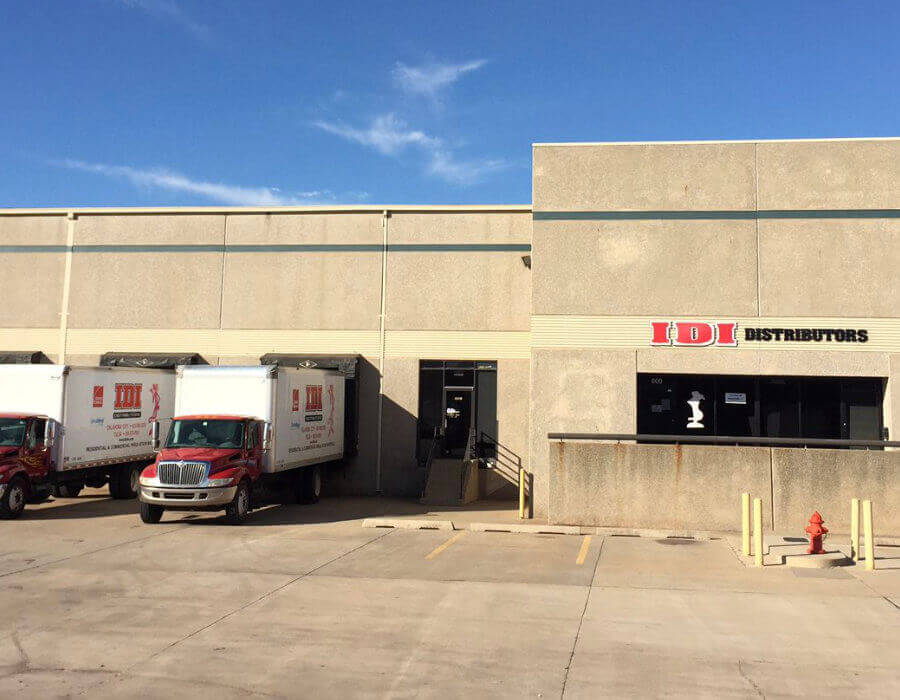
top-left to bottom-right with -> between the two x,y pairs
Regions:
379,357 -> 420,497
67,252 -> 224,329
772,448 -> 900,534
493,359 -> 530,486
532,219 -> 758,316
68,214 -> 225,329
638,349 -> 891,378
388,212 -> 531,244
75,214 -> 225,245
222,251 -> 382,330
549,441 -> 773,531
758,140 -> 900,210
533,143 -> 756,212
386,252 -> 530,330
530,348 -> 636,517
0,216 -> 67,327
225,212 -> 381,245
759,218 -> 900,317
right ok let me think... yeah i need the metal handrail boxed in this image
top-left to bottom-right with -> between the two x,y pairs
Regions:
460,427 -> 478,500
547,432 -> 900,449
419,428 -> 441,500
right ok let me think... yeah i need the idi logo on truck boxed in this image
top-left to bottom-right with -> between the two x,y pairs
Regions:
113,383 -> 143,419
93,385 -> 104,408
292,388 -> 300,412
305,385 -> 323,422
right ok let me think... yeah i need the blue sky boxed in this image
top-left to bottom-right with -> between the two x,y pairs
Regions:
1,1 -> 898,207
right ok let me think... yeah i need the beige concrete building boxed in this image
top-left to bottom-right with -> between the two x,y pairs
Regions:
2,137 -> 898,530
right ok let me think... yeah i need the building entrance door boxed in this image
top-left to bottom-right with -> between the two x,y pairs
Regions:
443,388 -> 473,457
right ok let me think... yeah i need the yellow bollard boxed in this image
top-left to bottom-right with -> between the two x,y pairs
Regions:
863,500 -> 875,571
850,498 -> 860,562
741,493 -> 751,556
518,468 -> 526,520
753,497 -> 763,567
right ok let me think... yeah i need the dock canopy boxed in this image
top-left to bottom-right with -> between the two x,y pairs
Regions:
100,352 -> 206,369
259,354 -> 359,378
0,351 -> 52,364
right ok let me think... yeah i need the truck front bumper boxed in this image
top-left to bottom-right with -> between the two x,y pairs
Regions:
139,485 -> 237,508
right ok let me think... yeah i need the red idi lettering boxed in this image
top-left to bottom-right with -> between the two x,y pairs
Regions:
651,321 -> 739,347
114,383 -> 143,409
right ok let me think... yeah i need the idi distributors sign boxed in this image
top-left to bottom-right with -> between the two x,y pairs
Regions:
650,321 -> 871,347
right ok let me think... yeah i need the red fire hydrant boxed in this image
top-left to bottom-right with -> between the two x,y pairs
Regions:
805,511 -> 828,554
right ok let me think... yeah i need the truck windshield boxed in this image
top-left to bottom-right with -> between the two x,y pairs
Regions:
0,418 -> 27,447
166,419 -> 245,449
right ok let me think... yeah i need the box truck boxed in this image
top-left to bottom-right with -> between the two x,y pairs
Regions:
138,365 -> 345,524
0,365 -> 175,518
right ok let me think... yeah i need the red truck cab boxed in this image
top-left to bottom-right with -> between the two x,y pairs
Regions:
0,414 -> 52,518
139,415 -> 265,524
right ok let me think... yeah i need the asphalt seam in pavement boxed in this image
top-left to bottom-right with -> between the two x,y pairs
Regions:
0,525 -> 189,580
74,527 -> 397,696
560,535 -> 604,699
138,528 -> 395,661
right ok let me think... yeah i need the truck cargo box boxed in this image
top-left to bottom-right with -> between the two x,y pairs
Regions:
0,365 -> 175,471
175,365 -> 344,474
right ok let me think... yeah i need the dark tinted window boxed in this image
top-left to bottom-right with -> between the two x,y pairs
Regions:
637,374 -> 883,445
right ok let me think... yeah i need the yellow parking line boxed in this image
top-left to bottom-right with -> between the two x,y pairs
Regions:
425,532 -> 466,560
576,535 -> 592,565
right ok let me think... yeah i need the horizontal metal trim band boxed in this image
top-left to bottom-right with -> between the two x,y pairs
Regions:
0,243 -> 532,253
547,433 -> 900,449
0,205 -> 532,216
533,209 -> 900,221
0,328 -> 531,359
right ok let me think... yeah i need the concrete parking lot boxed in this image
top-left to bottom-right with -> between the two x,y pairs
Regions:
0,491 -> 898,699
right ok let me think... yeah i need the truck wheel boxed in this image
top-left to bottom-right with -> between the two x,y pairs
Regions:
0,477 -> 27,519
300,466 -> 322,504
225,481 -> 251,525
140,501 -> 164,524
27,485 -> 53,504
53,483 -> 83,498
109,465 -> 141,500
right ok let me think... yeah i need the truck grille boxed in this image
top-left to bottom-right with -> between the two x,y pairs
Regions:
158,461 -> 207,486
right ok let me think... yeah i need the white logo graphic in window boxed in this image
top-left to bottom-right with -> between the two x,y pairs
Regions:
686,391 -> 705,429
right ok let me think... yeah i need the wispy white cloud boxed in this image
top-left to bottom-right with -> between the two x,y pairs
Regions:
112,0 -> 211,41
427,151 -> 507,186
313,114 -> 441,156
53,159 -> 329,205
392,60 -> 488,97
314,113 -> 506,186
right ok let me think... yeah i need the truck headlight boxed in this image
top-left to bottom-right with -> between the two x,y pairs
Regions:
205,477 -> 234,487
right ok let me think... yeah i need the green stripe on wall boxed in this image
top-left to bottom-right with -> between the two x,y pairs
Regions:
0,243 -> 532,253
533,209 -> 900,221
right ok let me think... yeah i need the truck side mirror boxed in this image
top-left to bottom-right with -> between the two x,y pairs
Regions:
44,421 -> 56,449
261,422 -> 272,452
151,421 -> 160,451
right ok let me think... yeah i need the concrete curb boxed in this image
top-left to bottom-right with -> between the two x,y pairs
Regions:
362,518 -> 454,531
468,522 -> 581,535
782,551 -> 853,568
362,518 -> 721,539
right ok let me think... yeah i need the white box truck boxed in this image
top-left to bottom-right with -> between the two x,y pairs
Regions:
0,365 -> 175,518
138,365 -> 345,524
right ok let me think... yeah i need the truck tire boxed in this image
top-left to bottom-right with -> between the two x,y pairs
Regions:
225,480 -> 251,525
299,465 -> 322,504
140,501 -> 164,524
28,484 -> 53,504
0,477 -> 27,519
109,465 -> 141,500
53,483 -> 83,498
